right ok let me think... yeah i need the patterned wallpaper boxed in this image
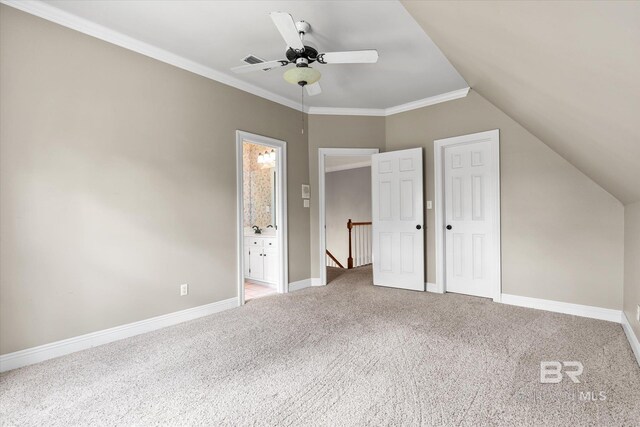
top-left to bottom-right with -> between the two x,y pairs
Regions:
243,142 -> 275,229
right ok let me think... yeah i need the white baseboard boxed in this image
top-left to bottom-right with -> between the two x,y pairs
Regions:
500,293 -> 621,323
622,312 -> 640,367
426,282 -> 440,293
288,278 -> 313,292
311,278 -> 322,286
0,297 -> 239,373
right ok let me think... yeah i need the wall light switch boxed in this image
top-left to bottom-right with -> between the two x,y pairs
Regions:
427,201 -> 433,210
303,199 -> 309,208
637,305 -> 640,322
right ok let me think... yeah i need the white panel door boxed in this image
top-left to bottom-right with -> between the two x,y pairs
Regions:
444,140 -> 497,298
371,148 -> 424,291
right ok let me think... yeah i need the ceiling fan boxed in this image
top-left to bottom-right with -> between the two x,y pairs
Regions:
231,12 -> 379,96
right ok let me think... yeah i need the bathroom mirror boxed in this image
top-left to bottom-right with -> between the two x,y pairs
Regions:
243,142 -> 276,230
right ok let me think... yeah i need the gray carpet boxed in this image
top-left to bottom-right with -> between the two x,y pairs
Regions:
1,266 -> 639,426
326,266 -> 347,284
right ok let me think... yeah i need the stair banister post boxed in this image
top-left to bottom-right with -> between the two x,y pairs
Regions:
347,219 -> 354,269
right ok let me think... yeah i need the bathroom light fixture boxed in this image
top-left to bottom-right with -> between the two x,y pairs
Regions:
257,150 -> 275,165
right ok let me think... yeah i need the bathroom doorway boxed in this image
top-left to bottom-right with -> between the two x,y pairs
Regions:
236,131 -> 288,304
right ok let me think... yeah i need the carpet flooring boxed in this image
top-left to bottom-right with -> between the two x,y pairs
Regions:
326,266 -> 347,284
1,266 -> 639,426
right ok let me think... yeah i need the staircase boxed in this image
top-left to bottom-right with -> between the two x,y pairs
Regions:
326,218 -> 372,269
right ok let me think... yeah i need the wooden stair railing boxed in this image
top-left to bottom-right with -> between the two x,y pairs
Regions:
347,219 -> 372,269
325,250 -> 345,269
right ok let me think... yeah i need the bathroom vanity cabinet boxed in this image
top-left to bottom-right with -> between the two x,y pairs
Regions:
244,235 -> 278,285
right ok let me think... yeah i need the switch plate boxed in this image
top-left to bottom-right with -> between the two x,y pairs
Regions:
637,305 -> 640,322
427,201 -> 433,210
303,199 -> 309,208
180,284 -> 188,296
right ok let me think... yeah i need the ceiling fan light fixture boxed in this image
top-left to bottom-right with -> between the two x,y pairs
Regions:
283,66 -> 321,86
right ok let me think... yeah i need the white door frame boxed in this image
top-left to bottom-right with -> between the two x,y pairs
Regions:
318,147 -> 379,286
236,130 -> 288,305
433,129 -> 501,301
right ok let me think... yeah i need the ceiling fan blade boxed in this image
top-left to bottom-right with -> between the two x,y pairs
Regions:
317,50 -> 379,64
231,60 -> 288,74
305,82 -> 322,96
270,12 -> 304,51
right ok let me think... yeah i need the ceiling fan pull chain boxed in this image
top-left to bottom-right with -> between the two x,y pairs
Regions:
301,85 -> 304,135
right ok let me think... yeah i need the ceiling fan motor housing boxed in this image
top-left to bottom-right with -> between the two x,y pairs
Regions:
286,45 -> 318,64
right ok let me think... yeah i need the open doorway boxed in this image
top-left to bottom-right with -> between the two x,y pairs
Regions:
318,148 -> 379,286
236,131 -> 288,304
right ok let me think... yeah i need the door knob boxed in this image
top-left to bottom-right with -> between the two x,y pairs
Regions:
416,225 -> 422,230
446,225 -> 452,230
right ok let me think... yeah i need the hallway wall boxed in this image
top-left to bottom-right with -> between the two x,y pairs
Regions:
325,167 -> 372,268
307,115 -> 386,278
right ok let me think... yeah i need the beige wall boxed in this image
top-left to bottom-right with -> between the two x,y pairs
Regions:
624,202 -> 640,342
385,91 -> 624,309
0,7 -> 309,354
307,115 -> 385,278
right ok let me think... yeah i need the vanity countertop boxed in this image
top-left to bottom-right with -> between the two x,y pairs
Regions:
244,231 -> 277,238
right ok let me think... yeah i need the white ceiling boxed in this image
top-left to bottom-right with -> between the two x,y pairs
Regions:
38,0 -> 468,110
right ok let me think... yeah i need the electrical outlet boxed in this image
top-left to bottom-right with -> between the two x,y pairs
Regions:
180,284 -> 188,296
637,305 -> 640,322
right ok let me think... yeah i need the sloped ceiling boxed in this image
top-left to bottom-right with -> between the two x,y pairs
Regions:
402,1 -> 640,204
29,0 -> 468,110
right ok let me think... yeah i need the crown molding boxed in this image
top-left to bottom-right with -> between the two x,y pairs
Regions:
2,0 -> 470,117
306,88 -> 470,117
307,107 -> 386,117
0,0 -> 303,112
384,87 -> 470,116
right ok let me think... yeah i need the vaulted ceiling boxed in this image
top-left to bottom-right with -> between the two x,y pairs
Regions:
402,1 -> 640,204
38,0 -> 467,110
